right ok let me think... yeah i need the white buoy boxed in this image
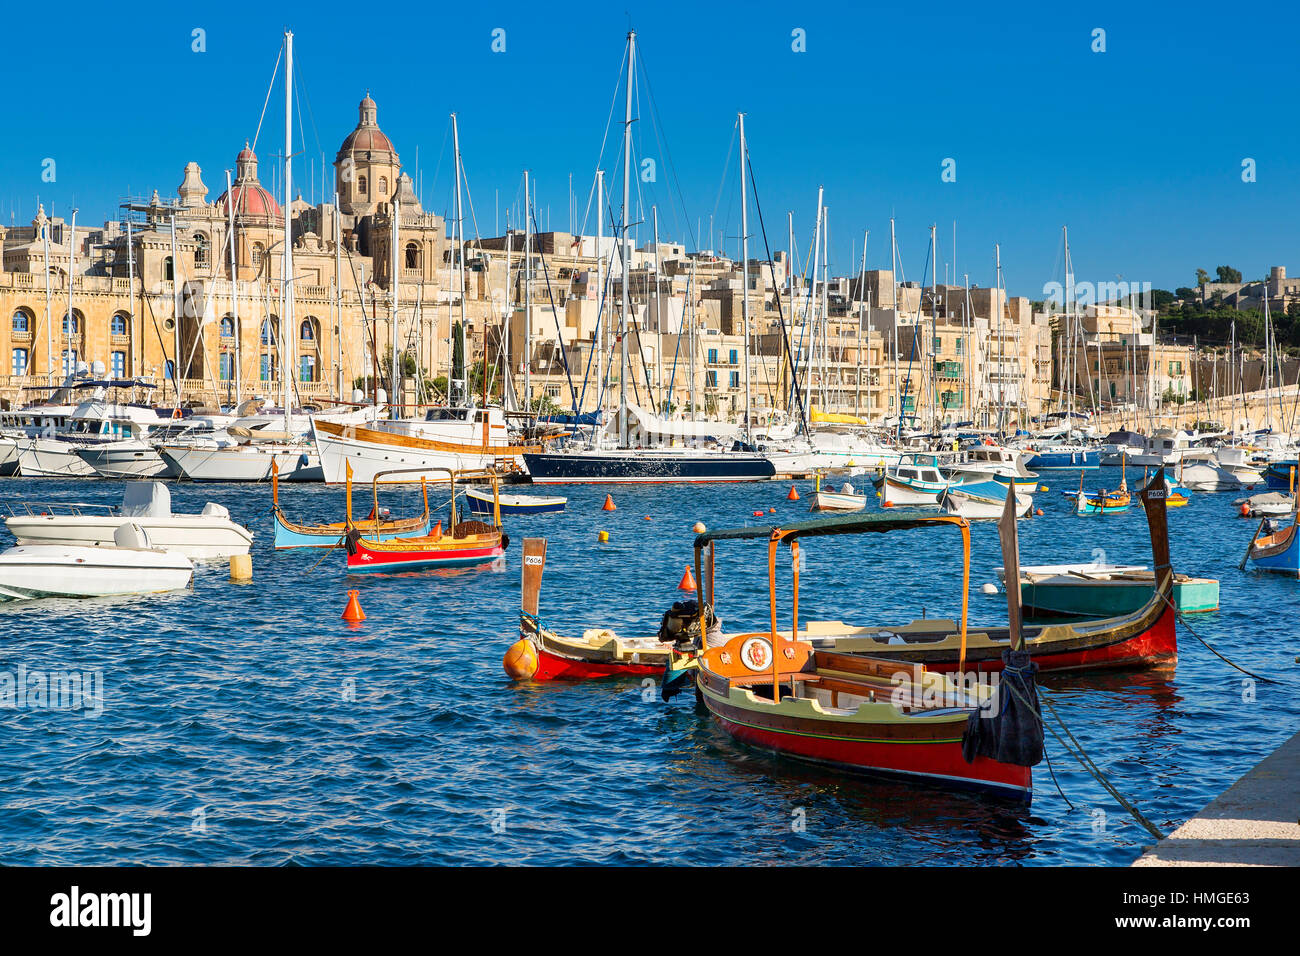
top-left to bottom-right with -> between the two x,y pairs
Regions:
980,583 -> 998,595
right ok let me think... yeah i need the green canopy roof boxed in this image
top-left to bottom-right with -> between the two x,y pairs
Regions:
694,509 -> 962,547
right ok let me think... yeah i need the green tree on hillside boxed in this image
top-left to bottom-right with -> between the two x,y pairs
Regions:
1196,269 -> 1209,286
1216,265 -> 1242,284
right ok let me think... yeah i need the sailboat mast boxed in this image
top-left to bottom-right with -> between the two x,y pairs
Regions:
453,112 -> 465,406
619,30 -> 635,447
809,187 -> 823,417
890,216 -> 899,431
389,194 -> 399,417
858,229 -> 867,418
43,214 -> 53,384
595,168 -> 604,422
333,190 -> 343,403
227,170 -> 240,407
653,204 -> 662,414
282,30 -> 295,433
523,169 -> 532,413
738,112 -> 752,441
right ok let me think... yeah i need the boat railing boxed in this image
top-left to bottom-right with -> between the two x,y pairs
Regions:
5,501 -> 118,518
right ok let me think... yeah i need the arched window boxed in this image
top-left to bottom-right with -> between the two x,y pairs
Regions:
164,359 -> 175,381
358,175 -> 368,196
220,315 -> 236,338
300,318 -> 317,341
250,243 -> 264,270
163,257 -> 174,280
11,348 -> 29,376
110,313 -> 129,337
194,233 -> 209,268
261,317 -> 278,345
405,242 -> 420,270
11,309 -> 30,333
62,311 -> 80,335
378,176 -> 388,197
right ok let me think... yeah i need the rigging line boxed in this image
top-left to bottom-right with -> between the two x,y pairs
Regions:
251,41 -> 284,154
594,43 -> 631,177
745,150 -> 808,437
634,46 -> 695,250
709,122 -> 738,251
601,192 -> 654,409
527,203 -> 581,414
899,234 -> 933,427
290,63 -> 325,172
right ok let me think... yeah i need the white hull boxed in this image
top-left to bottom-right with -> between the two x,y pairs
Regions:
0,544 -> 193,601
160,444 -> 320,482
809,491 -> 867,512
6,515 -> 252,560
314,426 -> 504,485
15,438 -> 98,477
75,441 -> 175,479
1178,462 -> 1243,492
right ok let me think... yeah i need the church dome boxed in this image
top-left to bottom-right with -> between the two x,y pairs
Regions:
336,92 -> 399,161
216,143 -> 282,220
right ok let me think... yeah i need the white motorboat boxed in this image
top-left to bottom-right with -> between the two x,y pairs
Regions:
12,382 -> 174,477
945,444 -> 1038,485
74,417 -> 234,479
0,522 -> 194,601
5,482 -> 253,560
871,455 -> 953,505
939,487 -> 1033,520
1176,450 -> 1246,492
159,432 -> 320,482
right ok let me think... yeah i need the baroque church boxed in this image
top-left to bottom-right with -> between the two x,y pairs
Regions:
0,93 -> 450,404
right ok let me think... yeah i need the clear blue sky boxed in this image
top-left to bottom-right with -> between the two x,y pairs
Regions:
7,0 -> 1298,299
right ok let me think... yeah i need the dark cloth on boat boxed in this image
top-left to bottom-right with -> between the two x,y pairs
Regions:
961,649 -> 1044,768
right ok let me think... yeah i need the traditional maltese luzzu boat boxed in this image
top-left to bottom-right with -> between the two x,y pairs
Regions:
344,468 -> 507,573
271,459 -> 432,549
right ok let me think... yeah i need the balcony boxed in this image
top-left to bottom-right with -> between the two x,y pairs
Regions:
934,360 -> 962,379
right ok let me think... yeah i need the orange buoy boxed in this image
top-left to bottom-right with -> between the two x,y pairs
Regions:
881,500 -> 894,508
1240,502 -> 1250,517
787,485 -> 800,501
1035,508 -> 1044,516
503,638 -> 539,680
692,521 -> 706,533
752,510 -> 764,517
769,507 -> 776,514
602,494 -> 616,511
678,565 -> 697,591
644,515 -> 652,521
341,589 -> 365,622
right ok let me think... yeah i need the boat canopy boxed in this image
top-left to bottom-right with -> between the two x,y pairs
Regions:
809,407 -> 868,426
121,481 -> 171,519
1103,429 -> 1145,445
695,509 -> 963,546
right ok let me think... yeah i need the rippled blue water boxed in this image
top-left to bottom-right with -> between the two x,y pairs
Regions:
0,469 -> 1296,865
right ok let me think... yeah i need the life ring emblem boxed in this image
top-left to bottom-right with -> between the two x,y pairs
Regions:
739,637 -> 773,672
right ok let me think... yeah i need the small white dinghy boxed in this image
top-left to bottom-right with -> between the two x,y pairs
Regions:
809,480 -> 868,512
939,487 -> 1033,520
4,482 -> 252,560
0,522 -> 194,602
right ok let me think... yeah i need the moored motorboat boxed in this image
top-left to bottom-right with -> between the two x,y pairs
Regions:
0,523 -> 194,601
4,482 -> 252,560
1234,491 -> 1294,517
465,488 -> 566,515
999,563 -> 1219,618
940,486 -> 1032,520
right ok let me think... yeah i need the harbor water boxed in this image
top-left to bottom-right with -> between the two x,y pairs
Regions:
1,471 -> 1296,865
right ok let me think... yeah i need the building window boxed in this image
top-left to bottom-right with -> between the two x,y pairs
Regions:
300,318 -> 316,341
11,310 -> 30,333
63,312 -> 80,335
378,177 -> 388,197
250,243 -> 264,270
300,355 -> 316,383
219,352 -> 233,381
61,349 -> 79,375
220,316 -> 235,338
110,313 -> 129,336
163,257 -> 174,280
194,233 -> 209,268
707,348 -> 718,364
729,348 -> 738,364
164,359 -> 175,381
260,354 -> 275,381
705,370 -> 717,388
261,318 -> 278,345
11,348 -> 28,376
933,336 -> 942,351
955,338 -> 962,354
358,175 -> 368,196
729,371 -> 740,388
111,351 -> 126,378
405,242 -> 420,270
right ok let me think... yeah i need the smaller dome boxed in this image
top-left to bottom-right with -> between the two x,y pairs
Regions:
215,143 -> 282,220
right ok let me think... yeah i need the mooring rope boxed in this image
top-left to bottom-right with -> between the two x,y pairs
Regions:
1159,590 -> 1289,685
